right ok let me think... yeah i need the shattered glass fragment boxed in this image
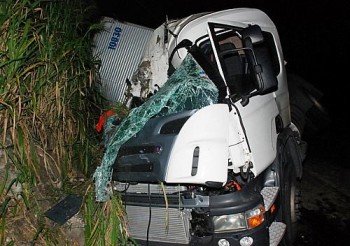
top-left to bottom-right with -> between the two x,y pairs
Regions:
93,53 -> 219,201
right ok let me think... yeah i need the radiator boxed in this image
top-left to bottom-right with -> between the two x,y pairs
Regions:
125,205 -> 191,244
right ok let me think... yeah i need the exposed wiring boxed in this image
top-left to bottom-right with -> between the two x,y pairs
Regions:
160,182 -> 169,233
146,184 -> 151,245
225,179 -> 241,191
228,98 -> 252,153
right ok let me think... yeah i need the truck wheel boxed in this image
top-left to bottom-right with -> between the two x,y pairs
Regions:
279,162 -> 302,246
287,73 -> 330,137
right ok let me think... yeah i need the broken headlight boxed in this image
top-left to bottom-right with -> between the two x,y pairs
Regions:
212,204 -> 265,232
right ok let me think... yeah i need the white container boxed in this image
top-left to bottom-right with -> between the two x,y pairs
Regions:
93,17 -> 154,103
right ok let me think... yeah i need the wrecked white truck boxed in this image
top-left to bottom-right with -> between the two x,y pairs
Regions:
93,8 -> 326,246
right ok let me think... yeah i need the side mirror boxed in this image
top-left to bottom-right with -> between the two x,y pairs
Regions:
241,25 -> 278,106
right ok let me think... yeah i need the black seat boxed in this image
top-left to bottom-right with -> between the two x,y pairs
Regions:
219,42 -> 254,96
219,42 -> 244,78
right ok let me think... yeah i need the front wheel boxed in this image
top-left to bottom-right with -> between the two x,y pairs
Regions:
278,162 -> 302,246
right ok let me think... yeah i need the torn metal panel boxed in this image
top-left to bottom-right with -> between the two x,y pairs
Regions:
44,194 -> 83,225
125,23 -> 170,106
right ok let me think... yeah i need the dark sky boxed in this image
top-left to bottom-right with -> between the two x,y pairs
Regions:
96,0 -> 349,119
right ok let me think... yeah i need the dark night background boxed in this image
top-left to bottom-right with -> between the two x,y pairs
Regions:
95,1 -> 350,245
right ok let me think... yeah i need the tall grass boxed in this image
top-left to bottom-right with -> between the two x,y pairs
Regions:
0,0 -> 131,244
84,185 -> 136,246
0,0 -> 101,184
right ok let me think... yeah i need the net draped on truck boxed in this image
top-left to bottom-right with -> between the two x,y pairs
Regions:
93,53 -> 219,202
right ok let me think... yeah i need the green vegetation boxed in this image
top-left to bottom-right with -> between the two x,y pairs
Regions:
0,0 -> 131,244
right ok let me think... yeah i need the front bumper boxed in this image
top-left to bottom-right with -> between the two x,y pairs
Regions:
118,181 -> 282,246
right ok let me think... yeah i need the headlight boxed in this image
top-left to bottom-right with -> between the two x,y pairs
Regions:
213,204 -> 265,232
213,213 -> 246,232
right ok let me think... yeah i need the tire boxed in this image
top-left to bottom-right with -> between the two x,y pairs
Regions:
287,73 -> 330,137
278,162 -> 302,246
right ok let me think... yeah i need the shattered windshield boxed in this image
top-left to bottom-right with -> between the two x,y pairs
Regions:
94,53 -> 219,201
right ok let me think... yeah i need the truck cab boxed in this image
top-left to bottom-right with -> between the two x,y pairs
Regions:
94,8 -> 306,246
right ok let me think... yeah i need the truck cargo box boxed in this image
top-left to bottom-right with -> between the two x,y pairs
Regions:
92,17 -> 154,103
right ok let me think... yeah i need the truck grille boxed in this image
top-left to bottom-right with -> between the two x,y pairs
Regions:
114,182 -> 187,194
125,205 -> 191,244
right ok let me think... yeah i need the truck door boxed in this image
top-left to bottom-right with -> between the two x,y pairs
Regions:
203,22 -> 280,176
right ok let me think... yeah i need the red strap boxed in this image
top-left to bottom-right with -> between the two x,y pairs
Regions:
96,110 -> 115,132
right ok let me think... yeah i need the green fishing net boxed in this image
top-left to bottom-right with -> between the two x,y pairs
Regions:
93,53 -> 219,202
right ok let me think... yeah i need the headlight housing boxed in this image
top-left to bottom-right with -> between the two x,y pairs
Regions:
212,204 -> 265,232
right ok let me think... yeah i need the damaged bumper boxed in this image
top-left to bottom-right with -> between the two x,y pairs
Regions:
115,180 -> 281,246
